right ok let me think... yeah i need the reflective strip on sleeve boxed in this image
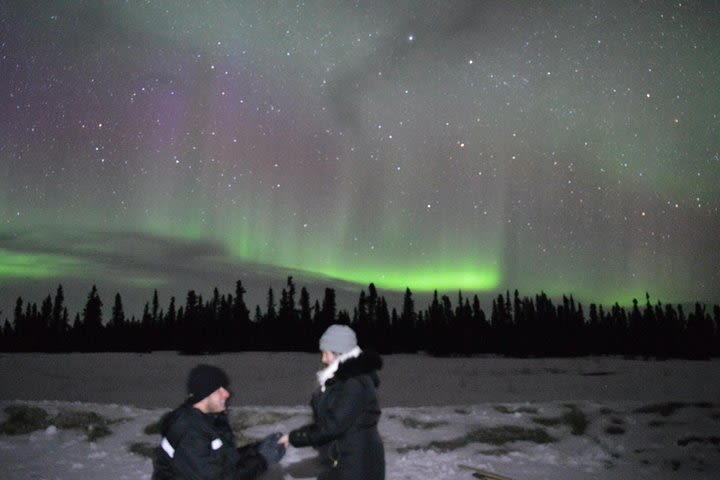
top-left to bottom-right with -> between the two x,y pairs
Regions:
161,437 -> 175,458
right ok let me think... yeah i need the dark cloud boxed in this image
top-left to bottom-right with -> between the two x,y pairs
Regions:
0,227 -> 366,318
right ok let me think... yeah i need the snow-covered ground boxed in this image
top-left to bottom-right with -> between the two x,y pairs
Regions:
1,352 -> 718,479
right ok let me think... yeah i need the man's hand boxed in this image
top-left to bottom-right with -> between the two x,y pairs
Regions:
257,432 -> 286,465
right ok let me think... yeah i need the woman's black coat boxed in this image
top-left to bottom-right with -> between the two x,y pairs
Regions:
289,350 -> 385,480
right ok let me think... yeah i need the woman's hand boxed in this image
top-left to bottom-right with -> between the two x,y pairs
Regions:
278,434 -> 290,447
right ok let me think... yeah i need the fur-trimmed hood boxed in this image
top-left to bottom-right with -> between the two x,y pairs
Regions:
317,348 -> 383,391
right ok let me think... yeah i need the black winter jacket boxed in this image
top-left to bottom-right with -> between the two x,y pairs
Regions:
289,350 -> 385,480
152,404 -> 267,480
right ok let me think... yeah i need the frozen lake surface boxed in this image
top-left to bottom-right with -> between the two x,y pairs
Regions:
1,352 -> 718,479
1,352 -> 715,407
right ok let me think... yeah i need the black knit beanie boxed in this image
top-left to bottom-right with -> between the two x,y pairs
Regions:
186,364 -> 229,403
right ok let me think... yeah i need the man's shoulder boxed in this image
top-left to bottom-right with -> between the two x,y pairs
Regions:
161,404 -> 206,439
162,403 -> 194,423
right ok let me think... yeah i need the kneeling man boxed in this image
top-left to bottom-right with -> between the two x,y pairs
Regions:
153,364 -> 285,480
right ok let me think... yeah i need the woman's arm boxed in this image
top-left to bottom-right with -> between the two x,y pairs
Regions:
289,378 -> 365,447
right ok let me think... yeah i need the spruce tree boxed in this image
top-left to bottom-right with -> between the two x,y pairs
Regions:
51,285 -> 66,339
394,288 -> 416,352
13,297 -> 27,350
111,293 -> 125,327
298,286 -> 313,351
78,286 -> 103,350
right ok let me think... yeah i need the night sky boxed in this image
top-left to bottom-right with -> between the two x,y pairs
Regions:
1,1 -> 718,318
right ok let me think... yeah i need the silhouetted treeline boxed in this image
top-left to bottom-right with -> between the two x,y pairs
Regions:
1,280 -> 718,359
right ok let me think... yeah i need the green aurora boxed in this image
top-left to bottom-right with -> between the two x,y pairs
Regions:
1,1 -> 718,316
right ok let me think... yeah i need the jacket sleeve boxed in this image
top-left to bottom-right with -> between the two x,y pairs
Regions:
168,429 -> 268,480
234,442 -> 269,480
289,377 -> 365,447
169,427 -> 224,480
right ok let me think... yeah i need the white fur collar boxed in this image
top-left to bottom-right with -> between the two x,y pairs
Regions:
316,346 -> 362,391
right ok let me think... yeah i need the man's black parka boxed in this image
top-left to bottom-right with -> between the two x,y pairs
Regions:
152,403 -> 267,480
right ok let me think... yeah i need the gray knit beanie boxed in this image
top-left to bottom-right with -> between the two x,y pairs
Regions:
319,324 -> 358,354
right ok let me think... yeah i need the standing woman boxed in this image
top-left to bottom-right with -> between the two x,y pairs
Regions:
280,324 -> 385,480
